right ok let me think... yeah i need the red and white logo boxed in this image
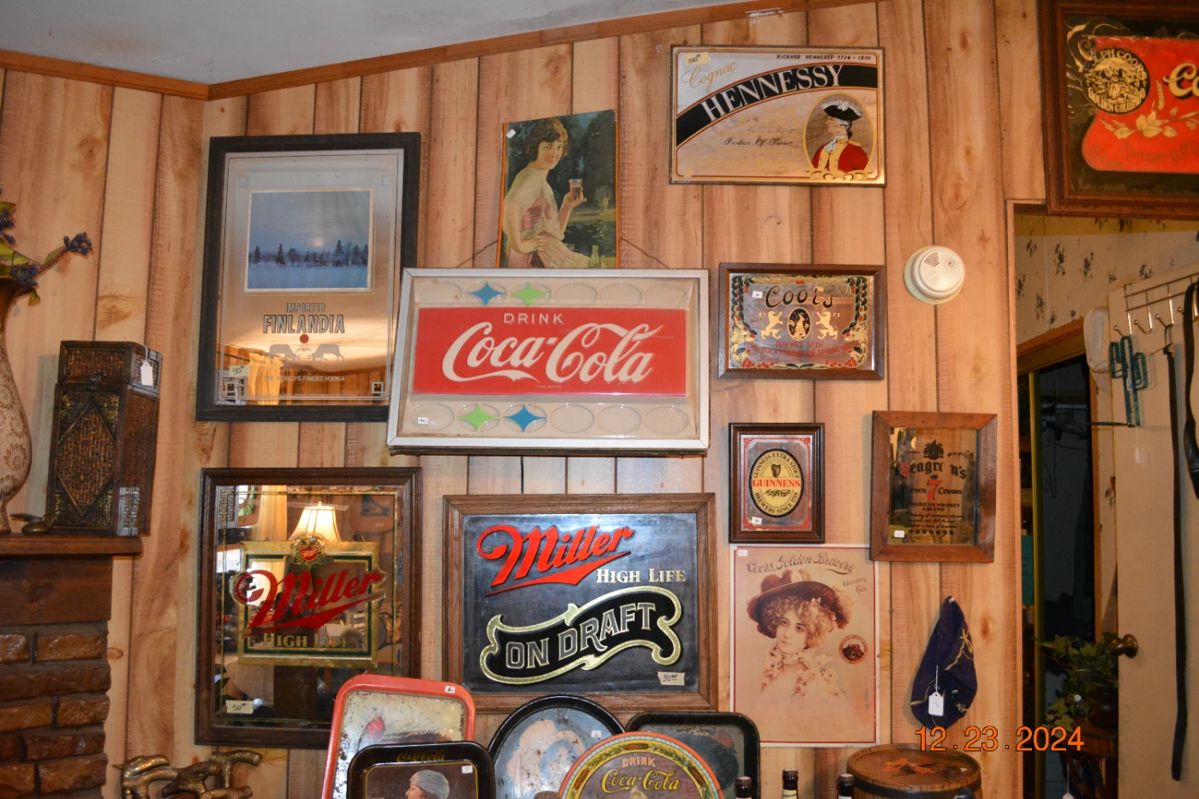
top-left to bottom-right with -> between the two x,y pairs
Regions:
412,307 -> 687,396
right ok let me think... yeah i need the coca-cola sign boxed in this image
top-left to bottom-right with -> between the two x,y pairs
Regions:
387,269 -> 709,453
412,308 -> 687,396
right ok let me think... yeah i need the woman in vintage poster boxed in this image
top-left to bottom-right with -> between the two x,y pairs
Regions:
735,549 -> 876,745
808,99 -> 870,177
748,570 -> 849,703
501,117 -> 589,268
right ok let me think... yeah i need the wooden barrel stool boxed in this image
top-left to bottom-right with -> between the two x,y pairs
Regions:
847,744 -> 981,798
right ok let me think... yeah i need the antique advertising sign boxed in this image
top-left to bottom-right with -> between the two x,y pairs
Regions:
230,539 -> 386,667
870,411 -> 997,563
387,269 -> 708,452
559,733 -> 721,799
1041,1 -> 1199,216
731,545 -> 877,746
730,423 -> 823,544
197,134 -> 420,420
672,46 -> 884,185
444,494 -> 716,714
718,263 -> 884,379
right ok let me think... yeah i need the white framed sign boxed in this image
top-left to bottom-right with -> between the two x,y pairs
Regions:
386,268 -> 709,453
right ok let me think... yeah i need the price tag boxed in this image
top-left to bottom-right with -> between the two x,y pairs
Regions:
684,52 -> 710,66
417,416 -> 430,426
893,528 -> 907,539
736,549 -> 748,557
444,685 -> 456,694
139,359 -> 154,387
225,700 -> 254,716
657,672 -> 685,686
928,691 -> 945,717
750,516 -> 763,526
752,290 -> 764,298
462,766 -> 474,774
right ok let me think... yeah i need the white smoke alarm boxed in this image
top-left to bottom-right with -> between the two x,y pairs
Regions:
904,245 -> 966,304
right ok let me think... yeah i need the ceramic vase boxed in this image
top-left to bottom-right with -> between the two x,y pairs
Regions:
0,278 -> 32,533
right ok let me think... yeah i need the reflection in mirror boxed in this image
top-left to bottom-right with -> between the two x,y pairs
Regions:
197,468 -> 420,748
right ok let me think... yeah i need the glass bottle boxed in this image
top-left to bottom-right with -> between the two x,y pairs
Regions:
836,773 -> 854,798
588,244 -> 601,267
781,769 -> 798,799
735,776 -> 753,799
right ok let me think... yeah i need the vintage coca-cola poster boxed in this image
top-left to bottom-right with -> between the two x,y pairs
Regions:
443,494 -> 717,715
1041,1 -> 1199,216
387,269 -> 708,452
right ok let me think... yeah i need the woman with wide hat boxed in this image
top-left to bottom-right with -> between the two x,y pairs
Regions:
746,569 -> 850,703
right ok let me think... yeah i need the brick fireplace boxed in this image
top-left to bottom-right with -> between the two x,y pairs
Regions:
0,538 -> 139,798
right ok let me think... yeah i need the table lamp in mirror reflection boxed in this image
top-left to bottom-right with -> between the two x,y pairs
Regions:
292,502 -> 340,542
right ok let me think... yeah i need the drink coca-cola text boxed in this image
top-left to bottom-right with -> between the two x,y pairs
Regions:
412,308 -> 687,396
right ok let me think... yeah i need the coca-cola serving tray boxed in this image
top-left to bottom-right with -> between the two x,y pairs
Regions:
386,268 -> 709,453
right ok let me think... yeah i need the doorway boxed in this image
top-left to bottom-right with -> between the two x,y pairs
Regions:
1019,332 -> 1098,799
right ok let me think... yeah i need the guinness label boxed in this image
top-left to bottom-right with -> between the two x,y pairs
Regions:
749,449 -> 804,517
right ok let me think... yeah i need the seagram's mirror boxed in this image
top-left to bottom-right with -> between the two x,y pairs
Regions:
196,468 -> 420,748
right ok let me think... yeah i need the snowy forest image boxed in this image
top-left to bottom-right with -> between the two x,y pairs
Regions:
246,189 -> 372,291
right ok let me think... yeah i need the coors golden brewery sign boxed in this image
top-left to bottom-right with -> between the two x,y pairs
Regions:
672,46 -> 884,185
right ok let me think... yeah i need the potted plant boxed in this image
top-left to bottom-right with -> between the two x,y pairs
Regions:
1041,633 -> 1120,730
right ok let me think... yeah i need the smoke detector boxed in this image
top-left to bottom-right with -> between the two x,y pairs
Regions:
904,245 -> 966,304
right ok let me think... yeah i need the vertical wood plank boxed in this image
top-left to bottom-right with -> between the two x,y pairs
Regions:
355,66 -> 432,467
696,19 -> 814,799
925,2 -> 1020,796
125,94 -> 205,764
807,6 -> 888,793
616,28 -> 704,492
314,78 -> 362,135
419,55 -> 479,686
0,73 -> 110,514
92,86 -> 161,799
473,44 -> 571,492
567,37 -> 620,487
877,0 -> 943,749
995,0 -> 1046,201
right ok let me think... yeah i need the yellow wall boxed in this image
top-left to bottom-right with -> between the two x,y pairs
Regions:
0,1 -> 1040,796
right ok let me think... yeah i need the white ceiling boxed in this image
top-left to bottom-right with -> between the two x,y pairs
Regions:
0,0 -> 732,85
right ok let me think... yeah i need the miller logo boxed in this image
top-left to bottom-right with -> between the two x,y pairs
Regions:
476,523 -> 635,595
750,449 -> 804,517
229,540 -> 386,666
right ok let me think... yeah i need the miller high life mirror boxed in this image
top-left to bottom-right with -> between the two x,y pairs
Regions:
671,46 -> 884,185
386,268 -> 708,453
443,494 -> 717,715
230,538 -> 385,667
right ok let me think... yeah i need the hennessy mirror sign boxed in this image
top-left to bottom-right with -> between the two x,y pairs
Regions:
387,269 -> 709,453
444,495 -> 716,713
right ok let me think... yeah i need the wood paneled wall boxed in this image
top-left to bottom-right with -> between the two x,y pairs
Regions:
0,1 -> 1043,796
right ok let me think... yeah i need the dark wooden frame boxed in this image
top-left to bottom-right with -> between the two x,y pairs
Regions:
729,422 -> 824,544
870,411 -> 997,563
625,711 -> 760,799
488,695 -> 622,799
716,263 -> 885,380
1040,0 -> 1199,218
348,741 -> 493,799
195,467 -> 421,749
196,133 -> 420,421
443,493 -> 717,716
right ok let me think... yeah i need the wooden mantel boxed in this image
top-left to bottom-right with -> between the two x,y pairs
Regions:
0,534 -> 142,558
